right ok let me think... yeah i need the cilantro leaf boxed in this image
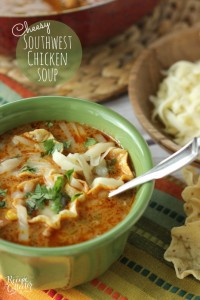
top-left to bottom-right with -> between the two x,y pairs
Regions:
71,193 -> 83,202
0,189 -> 7,197
21,165 -> 37,173
26,198 -> 37,214
45,122 -> 54,128
0,189 -> 7,208
43,139 -> 55,155
53,176 -> 64,193
26,184 -> 47,214
42,139 -> 63,156
46,177 -> 66,213
63,140 -> 71,149
26,177 -> 66,215
0,200 -> 6,208
65,169 -> 74,182
50,196 -> 63,214
84,138 -> 97,147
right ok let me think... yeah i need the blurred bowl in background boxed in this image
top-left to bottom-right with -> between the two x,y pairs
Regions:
128,25 -> 200,167
0,0 -> 159,56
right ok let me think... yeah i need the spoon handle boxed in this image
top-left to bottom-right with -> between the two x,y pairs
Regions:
109,137 -> 200,198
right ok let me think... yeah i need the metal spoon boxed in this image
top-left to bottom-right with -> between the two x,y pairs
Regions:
109,137 -> 200,198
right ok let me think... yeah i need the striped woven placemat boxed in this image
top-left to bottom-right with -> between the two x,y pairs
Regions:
0,0 -> 200,102
0,75 -> 200,300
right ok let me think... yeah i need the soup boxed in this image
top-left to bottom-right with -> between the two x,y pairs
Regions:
0,0 -> 105,15
0,121 -> 135,247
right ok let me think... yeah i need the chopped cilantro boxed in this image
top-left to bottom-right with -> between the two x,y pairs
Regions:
65,169 -> 74,182
71,193 -> 83,202
53,176 -> 64,194
50,196 -> 63,214
45,122 -> 54,128
0,189 -> 7,197
63,140 -> 71,149
26,184 -> 48,214
84,138 -> 97,147
48,176 -> 67,213
0,200 -> 6,208
0,189 -> 7,208
43,139 -> 55,155
26,198 -> 38,214
26,176 -> 66,215
21,165 -> 37,173
42,139 -> 63,156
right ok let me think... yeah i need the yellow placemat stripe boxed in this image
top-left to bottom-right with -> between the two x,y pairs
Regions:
116,243 -> 200,299
14,290 -> 50,300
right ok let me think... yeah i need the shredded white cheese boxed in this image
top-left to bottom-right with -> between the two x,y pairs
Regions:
2,127 -> 134,234
151,60 -> 200,145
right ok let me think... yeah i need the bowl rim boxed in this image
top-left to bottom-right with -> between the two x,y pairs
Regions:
0,96 -> 154,256
128,25 -> 200,166
0,0 -> 115,18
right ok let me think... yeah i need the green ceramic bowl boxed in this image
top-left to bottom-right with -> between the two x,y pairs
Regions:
0,96 -> 154,289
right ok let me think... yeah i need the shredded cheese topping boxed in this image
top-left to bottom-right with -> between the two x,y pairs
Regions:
0,126 -> 134,242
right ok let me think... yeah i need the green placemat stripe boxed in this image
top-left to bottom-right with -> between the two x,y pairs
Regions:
133,216 -> 171,244
144,189 -> 185,230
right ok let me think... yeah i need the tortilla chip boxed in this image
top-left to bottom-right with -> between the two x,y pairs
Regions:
164,221 -> 200,280
184,197 -> 200,223
164,167 -> 200,279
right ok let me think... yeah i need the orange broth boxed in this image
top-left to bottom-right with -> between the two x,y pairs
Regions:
0,121 -> 134,247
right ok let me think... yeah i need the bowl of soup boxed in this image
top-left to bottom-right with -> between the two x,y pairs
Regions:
0,96 -> 153,289
0,0 -> 159,55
